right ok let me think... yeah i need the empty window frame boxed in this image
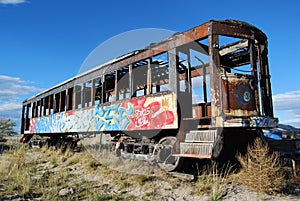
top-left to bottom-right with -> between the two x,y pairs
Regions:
75,85 -> 82,109
49,95 -> 54,115
117,66 -> 130,100
44,96 -> 49,115
151,52 -> 169,93
54,93 -> 60,113
67,87 -> 73,111
219,36 -> 252,75
94,77 -> 102,105
190,44 -> 210,104
83,81 -> 92,107
60,90 -> 66,112
104,72 -> 116,103
132,59 -> 148,97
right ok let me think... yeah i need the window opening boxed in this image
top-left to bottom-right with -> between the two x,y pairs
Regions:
67,87 -> 73,111
117,66 -> 130,100
54,93 -> 60,113
105,72 -> 116,102
83,81 -> 92,107
132,60 -> 148,97
94,77 -> 102,105
75,85 -> 82,109
60,90 -> 66,112
151,52 -> 169,93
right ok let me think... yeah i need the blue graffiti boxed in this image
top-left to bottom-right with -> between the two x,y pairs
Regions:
95,103 -> 133,131
35,116 -> 51,133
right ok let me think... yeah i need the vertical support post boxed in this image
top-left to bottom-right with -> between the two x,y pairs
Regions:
129,64 -> 133,97
249,38 -> 260,115
115,70 -> 118,101
91,79 -> 95,106
168,48 -> 178,95
147,58 -> 152,95
101,75 -> 105,104
209,33 -> 221,126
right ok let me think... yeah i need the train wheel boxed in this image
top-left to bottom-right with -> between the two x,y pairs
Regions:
157,137 -> 182,172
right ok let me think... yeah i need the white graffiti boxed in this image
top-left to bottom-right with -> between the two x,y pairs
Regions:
134,107 -> 151,128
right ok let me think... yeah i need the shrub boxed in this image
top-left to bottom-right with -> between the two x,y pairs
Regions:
237,138 -> 284,194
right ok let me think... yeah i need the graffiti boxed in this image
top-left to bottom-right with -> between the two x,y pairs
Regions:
135,107 -> 151,128
30,93 -> 177,134
128,97 -> 175,130
251,117 -> 277,128
95,103 -> 133,131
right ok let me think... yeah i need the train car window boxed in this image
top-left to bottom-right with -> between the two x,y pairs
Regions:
151,52 -> 169,93
219,36 -> 252,75
178,51 -> 189,93
60,90 -> 66,112
44,96 -> 49,115
37,100 -> 41,117
117,66 -> 129,100
83,81 -> 92,107
41,98 -> 44,117
67,87 -> 73,111
75,85 -> 82,109
25,104 -> 31,130
190,46 -> 210,104
104,72 -> 116,103
54,93 -> 60,113
49,95 -> 54,114
132,60 -> 148,97
94,77 -> 102,105
31,102 -> 36,118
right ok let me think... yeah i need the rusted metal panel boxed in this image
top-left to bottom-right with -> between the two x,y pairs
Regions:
221,74 -> 256,112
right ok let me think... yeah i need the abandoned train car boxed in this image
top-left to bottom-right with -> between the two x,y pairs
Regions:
20,20 -> 278,171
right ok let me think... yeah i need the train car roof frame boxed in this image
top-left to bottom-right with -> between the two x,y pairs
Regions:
23,19 -> 267,105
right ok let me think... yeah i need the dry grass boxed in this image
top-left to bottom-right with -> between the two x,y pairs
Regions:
196,161 -> 234,201
237,138 -> 285,194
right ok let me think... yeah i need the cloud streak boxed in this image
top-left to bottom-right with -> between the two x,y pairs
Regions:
0,0 -> 27,4
273,90 -> 300,127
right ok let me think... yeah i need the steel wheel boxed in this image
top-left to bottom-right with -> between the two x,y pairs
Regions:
157,137 -> 182,172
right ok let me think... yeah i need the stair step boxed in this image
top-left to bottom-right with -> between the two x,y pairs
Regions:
185,130 -> 217,143
180,142 -> 213,156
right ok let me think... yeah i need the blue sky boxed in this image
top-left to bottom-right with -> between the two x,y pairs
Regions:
0,0 -> 300,131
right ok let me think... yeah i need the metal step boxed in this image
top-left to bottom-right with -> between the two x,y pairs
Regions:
185,130 -> 217,143
180,142 -> 213,157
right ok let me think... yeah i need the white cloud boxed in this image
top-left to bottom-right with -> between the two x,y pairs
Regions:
0,75 -> 42,132
0,0 -> 27,4
0,75 -> 41,99
273,90 -> 300,127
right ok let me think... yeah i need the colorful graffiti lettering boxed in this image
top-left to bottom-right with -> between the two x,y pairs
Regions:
95,103 -> 133,131
29,93 -> 177,134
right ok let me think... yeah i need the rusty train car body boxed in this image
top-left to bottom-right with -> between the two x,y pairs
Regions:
20,20 -> 278,171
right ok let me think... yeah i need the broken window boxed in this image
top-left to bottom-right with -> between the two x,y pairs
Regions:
117,66 -> 130,100
60,90 -> 66,112
49,95 -> 54,114
94,77 -> 102,105
67,87 -> 73,111
54,93 -> 60,113
44,96 -> 49,115
83,81 -> 92,107
151,52 -> 169,93
75,85 -> 82,109
219,36 -> 252,75
104,72 -> 116,103
132,60 -> 148,97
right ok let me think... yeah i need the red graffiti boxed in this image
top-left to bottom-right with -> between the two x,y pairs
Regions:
127,97 -> 175,130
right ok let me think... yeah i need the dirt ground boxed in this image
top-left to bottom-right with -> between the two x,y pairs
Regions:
0,140 -> 299,201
